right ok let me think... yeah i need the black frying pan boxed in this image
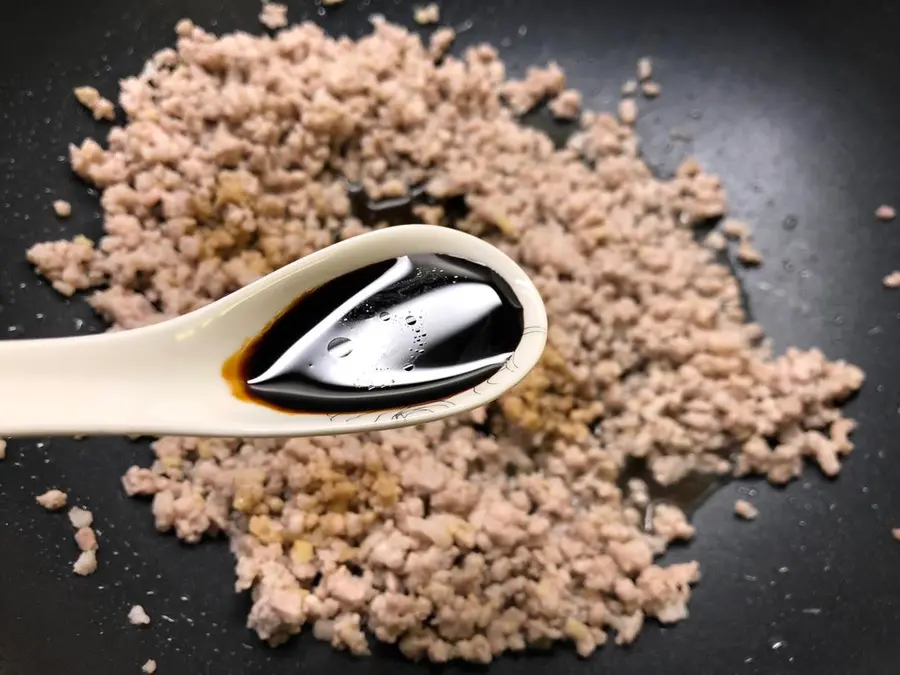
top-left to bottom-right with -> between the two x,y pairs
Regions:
2,1 -> 900,674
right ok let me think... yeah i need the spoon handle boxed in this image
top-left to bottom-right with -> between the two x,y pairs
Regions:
0,330 -> 178,437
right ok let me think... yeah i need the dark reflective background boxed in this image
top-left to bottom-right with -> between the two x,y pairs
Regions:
1,1 -> 900,674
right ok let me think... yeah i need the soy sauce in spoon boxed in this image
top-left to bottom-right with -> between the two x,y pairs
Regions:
224,253 -> 525,414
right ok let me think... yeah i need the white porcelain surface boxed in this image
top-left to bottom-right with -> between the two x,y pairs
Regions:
0,225 -> 548,438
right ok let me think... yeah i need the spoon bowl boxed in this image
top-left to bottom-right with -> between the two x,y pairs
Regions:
0,225 -> 547,438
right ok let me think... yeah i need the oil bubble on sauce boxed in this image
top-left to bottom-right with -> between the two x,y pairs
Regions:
326,336 -> 353,358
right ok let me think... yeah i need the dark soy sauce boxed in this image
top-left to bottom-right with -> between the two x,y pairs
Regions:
224,253 -> 525,414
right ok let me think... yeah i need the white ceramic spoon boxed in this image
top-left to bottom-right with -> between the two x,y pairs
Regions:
0,225 -> 547,438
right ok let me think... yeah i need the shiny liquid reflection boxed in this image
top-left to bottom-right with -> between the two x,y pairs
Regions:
240,253 -> 525,413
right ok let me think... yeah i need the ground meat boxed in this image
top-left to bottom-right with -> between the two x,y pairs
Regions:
75,526 -> 98,551
641,81 -> 661,98
637,56 -> 652,81
637,562 -> 699,623
734,499 -> 759,520
73,549 -> 98,576
876,204 -> 896,221
883,271 -> 900,288
501,62 -> 566,114
142,659 -> 157,674
73,86 -> 115,121
428,26 -> 455,59
68,506 -> 93,529
737,239 -> 763,266
704,230 -> 727,251
258,3 -> 287,30
26,233 -> 98,297
721,218 -> 749,239
36,489 -> 67,511
129,604 -> 152,626
549,89 -> 582,120
413,3 -> 440,25
652,504 -> 696,541
618,97 -> 638,124
28,17 -> 863,663
53,200 -> 72,217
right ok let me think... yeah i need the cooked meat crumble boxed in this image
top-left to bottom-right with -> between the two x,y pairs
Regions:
27,16 -> 863,662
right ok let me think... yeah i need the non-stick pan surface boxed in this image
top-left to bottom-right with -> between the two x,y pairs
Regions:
2,0 -> 900,673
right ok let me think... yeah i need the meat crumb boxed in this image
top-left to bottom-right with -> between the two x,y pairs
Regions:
882,271 -> 900,288
142,660 -> 157,674
129,604 -> 152,626
68,506 -> 93,529
501,62 -> 566,114
53,200 -> 72,218
737,239 -> 763,266
875,204 -> 896,221
258,3 -> 288,30
428,27 -> 456,59
73,86 -> 115,121
549,89 -> 583,120
413,3 -> 440,25
73,549 -> 98,576
618,98 -> 638,124
641,81 -> 661,98
704,230 -> 727,251
893,528 -> 900,541
637,56 -> 653,81
734,499 -> 759,520
721,218 -> 749,240
75,526 -> 98,552
36,489 -> 67,511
